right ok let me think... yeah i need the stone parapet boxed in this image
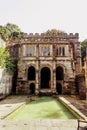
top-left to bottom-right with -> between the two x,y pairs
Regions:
75,74 -> 86,100
24,33 -> 79,39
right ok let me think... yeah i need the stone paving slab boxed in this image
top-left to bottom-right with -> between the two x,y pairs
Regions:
0,96 -> 27,119
0,120 -> 78,130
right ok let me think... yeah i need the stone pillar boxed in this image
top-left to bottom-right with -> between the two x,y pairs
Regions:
84,57 -> 87,100
65,45 -> 69,56
35,71 -> 39,95
76,74 -> 86,100
35,60 -> 39,95
68,77 -> 75,94
53,61 -> 56,93
50,68 -> 53,93
22,45 -> 26,57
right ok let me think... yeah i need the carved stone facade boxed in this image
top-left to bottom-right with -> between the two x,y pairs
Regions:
8,32 -> 82,95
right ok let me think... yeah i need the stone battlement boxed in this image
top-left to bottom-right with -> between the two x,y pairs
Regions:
24,33 -> 79,39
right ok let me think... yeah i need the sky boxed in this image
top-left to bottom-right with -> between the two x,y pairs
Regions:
0,0 -> 87,41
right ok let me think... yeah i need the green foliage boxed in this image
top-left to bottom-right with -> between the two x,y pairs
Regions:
0,47 -> 9,67
5,23 -> 24,40
5,23 -> 21,33
5,58 -> 16,73
0,23 -> 24,41
45,29 -> 65,36
0,26 -> 11,41
81,39 -> 87,64
0,47 -> 16,73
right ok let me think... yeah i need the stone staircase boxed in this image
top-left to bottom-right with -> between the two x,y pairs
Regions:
39,89 -> 53,96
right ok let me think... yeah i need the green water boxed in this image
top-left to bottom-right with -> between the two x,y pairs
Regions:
5,97 -> 77,120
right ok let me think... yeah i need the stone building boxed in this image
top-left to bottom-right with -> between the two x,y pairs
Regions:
83,57 -> 87,99
7,31 -> 82,95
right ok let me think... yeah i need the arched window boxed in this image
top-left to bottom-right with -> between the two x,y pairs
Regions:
62,47 -> 65,56
28,66 -> 35,80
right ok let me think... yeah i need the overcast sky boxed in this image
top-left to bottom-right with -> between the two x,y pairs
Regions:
0,0 -> 87,41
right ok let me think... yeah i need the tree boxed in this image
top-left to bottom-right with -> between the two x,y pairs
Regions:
0,23 -> 24,41
0,26 -> 11,41
5,23 -> 24,39
5,23 -> 21,33
45,29 -> 65,36
81,39 -> 87,64
0,47 -> 16,73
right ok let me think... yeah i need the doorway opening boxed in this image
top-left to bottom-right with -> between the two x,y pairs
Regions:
29,83 -> 35,95
28,66 -> 35,80
56,66 -> 64,94
56,83 -> 62,94
41,67 -> 51,89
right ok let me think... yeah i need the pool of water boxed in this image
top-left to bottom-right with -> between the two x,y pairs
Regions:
5,97 -> 78,120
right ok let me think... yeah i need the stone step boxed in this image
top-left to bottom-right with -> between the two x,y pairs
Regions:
39,89 -> 52,96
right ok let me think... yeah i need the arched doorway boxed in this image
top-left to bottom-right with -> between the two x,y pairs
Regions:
56,66 -> 64,94
41,67 -> 51,89
56,83 -> 62,94
28,66 -> 35,80
29,83 -> 35,95
56,66 -> 64,80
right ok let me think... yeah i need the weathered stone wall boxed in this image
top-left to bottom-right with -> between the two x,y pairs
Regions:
7,32 -> 82,95
83,57 -> 87,99
75,74 -> 86,99
0,68 -> 13,98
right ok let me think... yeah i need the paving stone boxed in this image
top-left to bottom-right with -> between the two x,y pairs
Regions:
47,126 -> 60,130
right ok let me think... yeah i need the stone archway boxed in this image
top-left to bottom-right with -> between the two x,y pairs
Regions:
56,66 -> 64,80
28,66 -> 35,80
56,66 -> 64,94
40,67 -> 51,89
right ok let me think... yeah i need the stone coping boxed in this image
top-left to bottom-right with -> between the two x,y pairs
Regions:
58,96 -> 87,120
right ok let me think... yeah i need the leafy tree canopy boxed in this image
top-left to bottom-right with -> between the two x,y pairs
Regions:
0,26 -> 11,41
80,39 -> 87,64
5,23 -> 21,33
0,23 -> 24,41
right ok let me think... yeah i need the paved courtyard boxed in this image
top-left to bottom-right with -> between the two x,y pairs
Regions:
0,95 -> 87,130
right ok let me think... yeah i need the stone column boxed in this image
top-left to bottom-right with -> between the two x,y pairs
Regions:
68,77 -> 75,94
35,59 -> 39,95
50,68 -> 53,92
76,74 -> 86,100
53,61 -> 56,93
65,45 -> 69,56
35,70 -> 39,95
84,57 -> 87,100
22,45 -> 26,57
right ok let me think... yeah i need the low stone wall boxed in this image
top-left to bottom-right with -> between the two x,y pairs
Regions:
0,68 -> 13,98
75,74 -> 86,100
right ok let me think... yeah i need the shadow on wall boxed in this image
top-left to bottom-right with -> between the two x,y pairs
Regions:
0,68 -> 13,99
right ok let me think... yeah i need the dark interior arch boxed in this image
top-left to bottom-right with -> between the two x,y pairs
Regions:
56,66 -> 64,80
40,67 -> 51,89
28,66 -> 35,80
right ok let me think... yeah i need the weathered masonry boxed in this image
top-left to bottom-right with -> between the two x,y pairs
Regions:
7,31 -> 83,96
